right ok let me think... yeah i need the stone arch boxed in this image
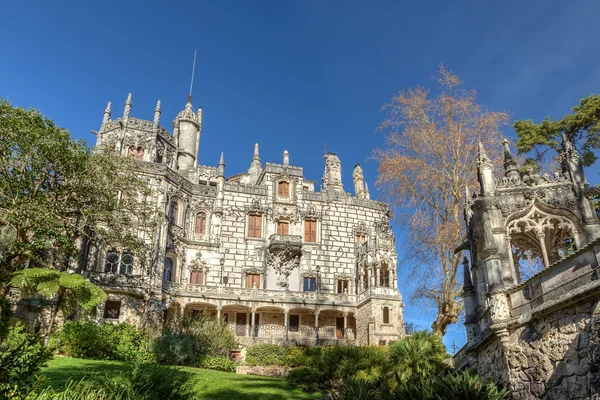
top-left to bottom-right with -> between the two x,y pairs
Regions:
505,200 -> 582,281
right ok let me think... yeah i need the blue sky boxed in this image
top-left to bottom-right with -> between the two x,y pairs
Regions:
2,0 -> 600,350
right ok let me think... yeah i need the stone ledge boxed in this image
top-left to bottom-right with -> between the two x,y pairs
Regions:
236,365 -> 290,377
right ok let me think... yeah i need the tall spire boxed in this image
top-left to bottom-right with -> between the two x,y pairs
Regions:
502,138 -> 519,179
102,101 -> 111,126
477,142 -> 495,196
364,181 -> 370,200
123,93 -> 132,119
249,143 -> 261,171
217,152 -> 225,178
153,100 -> 161,129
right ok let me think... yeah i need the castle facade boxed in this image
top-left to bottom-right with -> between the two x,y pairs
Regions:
84,94 -> 404,346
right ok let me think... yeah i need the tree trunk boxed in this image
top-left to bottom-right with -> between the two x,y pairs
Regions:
46,288 -> 65,336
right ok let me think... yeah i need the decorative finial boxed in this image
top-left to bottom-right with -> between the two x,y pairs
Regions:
153,100 -> 161,128
197,106 -> 203,125
283,150 -> 289,166
123,93 -> 132,119
502,138 -> 519,178
364,182 -> 370,200
102,101 -> 111,125
254,143 -> 260,159
219,152 -> 225,166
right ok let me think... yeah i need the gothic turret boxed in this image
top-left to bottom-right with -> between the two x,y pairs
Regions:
174,96 -> 202,171
353,163 -> 366,199
322,152 -> 343,191
502,139 -> 519,179
477,142 -> 495,196
102,101 -> 111,127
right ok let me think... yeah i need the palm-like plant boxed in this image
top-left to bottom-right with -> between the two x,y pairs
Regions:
11,268 -> 106,334
387,331 -> 448,386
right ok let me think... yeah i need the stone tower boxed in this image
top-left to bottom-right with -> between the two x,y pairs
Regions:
174,96 -> 202,171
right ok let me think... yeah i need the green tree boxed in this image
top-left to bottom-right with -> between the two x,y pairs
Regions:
10,268 -> 106,334
0,99 -> 160,322
514,94 -> 600,166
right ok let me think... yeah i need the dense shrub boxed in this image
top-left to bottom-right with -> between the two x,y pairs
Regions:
387,331 -> 448,385
50,321 -> 154,363
0,324 -> 53,399
167,313 -> 236,358
285,366 -> 322,393
245,344 -> 307,367
34,363 -> 195,400
330,369 -> 511,399
152,333 -> 197,366
199,355 -> 237,373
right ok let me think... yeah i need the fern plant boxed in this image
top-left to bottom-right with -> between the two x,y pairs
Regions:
11,268 -> 106,334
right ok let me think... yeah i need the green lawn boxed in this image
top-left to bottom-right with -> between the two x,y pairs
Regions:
40,357 -> 323,400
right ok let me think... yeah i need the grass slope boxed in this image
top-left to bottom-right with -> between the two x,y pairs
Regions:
41,357 -> 322,400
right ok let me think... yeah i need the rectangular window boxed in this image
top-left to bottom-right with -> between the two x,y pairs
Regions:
190,270 -> 204,285
356,234 -> 365,243
103,300 -> 121,320
245,273 -> 260,289
304,220 -> 317,242
289,315 -> 299,332
278,181 -> 289,197
383,307 -> 390,324
337,279 -> 349,294
248,215 -> 262,238
277,221 -> 289,235
303,277 -> 316,292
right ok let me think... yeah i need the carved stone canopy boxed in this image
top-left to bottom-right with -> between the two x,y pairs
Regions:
266,234 -> 302,289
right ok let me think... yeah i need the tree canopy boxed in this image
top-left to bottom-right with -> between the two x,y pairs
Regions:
372,66 -> 508,335
514,94 -> 600,166
0,99 -> 160,304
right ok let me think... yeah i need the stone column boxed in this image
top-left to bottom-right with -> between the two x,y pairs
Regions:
217,307 -> 222,323
505,235 -> 519,283
314,311 -> 320,343
375,265 -> 381,287
284,310 -> 289,341
251,309 -> 256,337
343,312 -> 348,339
537,232 -> 550,268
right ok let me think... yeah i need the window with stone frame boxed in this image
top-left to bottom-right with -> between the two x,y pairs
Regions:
195,211 -> 207,234
128,146 -> 144,161
277,221 -> 289,235
103,300 -> 121,319
356,232 -> 366,243
190,269 -> 204,285
304,220 -> 317,242
163,257 -> 174,281
337,279 -> 349,294
380,263 -> 390,287
248,214 -> 262,238
277,181 -> 289,197
383,307 -> 390,324
303,277 -> 316,292
104,251 -> 134,275
245,273 -> 260,289
169,201 -> 179,225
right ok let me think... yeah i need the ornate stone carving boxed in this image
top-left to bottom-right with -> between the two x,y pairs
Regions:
273,204 -> 297,222
266,236 -> 302,289
487,292 -> 510,321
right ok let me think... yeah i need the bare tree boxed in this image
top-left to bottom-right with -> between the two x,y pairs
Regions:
373,66 -> 509,335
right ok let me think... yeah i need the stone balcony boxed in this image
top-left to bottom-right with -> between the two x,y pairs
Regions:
162,282 -> 357,305
87,272 -> 152,295
267,234 -> 302,256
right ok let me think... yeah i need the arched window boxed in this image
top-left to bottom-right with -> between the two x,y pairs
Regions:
278,181 -> 289,197
119,253 -> 134,275
383,307 -> 390,324
105,251 -> 134,275
190,269 -> 204,284
163,258 -> 173,281
195,212 -> 207,234
104,251 -> 119,273
128,146 -> 144,160
169,201 -> 179,225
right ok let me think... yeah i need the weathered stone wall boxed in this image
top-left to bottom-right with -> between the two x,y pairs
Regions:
504,300 -> 599,399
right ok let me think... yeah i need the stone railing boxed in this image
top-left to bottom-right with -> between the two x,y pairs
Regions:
88,272 -> 151,290
268,234 -> 302,245
508,239 -> 600,320
162,282 -> 357,304
356,286 -> 400,302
